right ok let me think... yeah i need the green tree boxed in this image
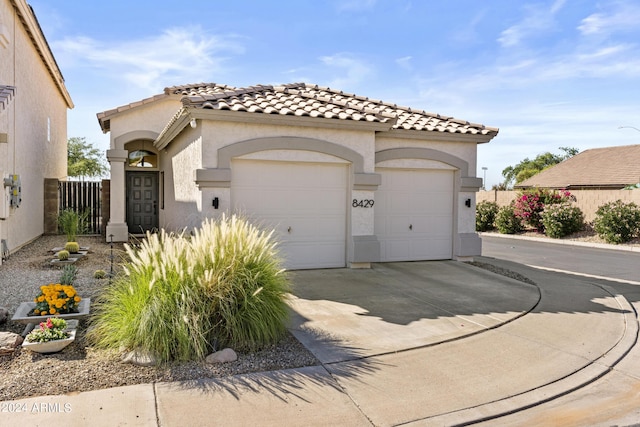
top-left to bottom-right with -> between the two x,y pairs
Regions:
67,137 -> 108,180
501,146 -> 578,188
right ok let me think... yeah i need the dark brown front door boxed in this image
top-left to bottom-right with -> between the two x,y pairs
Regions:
126,171 -> 158,234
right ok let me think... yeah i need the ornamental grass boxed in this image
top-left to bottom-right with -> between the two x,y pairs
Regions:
87,215 -> 290,363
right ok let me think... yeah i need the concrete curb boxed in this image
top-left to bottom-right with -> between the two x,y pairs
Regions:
426,278 -> 639,426
479,232 -> 640,253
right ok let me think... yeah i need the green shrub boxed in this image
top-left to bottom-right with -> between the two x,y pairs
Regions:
57,250 -> 70,261
60,265 -> 78,285
513,188 -> 575,231
593,200 -> 640,244
93,269 -> 107,279
540,202 -> 584,238
87,214 -> 289,363
495,205 -> 523,234
65,241 -> 80,254
476,201 -> 499,232
58,209 -> 89,242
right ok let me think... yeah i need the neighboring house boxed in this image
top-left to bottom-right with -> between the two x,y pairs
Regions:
97,83 -> 498,269
0,0 -> 73,263
516,144 -> 640,189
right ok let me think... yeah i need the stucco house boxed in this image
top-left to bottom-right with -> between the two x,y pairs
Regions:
0,0 -> 73,264
98,83 -> 497,269
516,144 -> 640,190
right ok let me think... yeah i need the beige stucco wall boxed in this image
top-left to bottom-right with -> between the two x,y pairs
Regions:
199,121 -> 375,171
108,99 -> 181,150
477,189 -> 640,222
0,0 -> 70,256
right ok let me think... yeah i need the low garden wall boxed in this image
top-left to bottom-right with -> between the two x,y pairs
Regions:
477,189 -> 640,222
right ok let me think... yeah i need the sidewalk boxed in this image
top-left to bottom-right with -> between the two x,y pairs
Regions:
2,258 -> 637,426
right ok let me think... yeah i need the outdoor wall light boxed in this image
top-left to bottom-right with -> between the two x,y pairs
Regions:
465,198 -> 471,208
212,197 -> 219,209
190,118 -> 197,128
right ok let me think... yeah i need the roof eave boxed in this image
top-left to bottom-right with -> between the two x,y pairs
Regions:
155,107 -> 397,151
377,128 -> 498,143
97,93 -> 171,133
11,0 -> 73,108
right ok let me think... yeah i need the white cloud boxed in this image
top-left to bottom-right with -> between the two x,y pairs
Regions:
53,27 -> 244,92
578,2 -> 640,36
498,1 -> 565,48
319,53 -> 373,90
395,56 -> 413,71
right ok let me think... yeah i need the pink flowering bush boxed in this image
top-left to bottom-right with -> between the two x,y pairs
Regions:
513,188 -> 575,231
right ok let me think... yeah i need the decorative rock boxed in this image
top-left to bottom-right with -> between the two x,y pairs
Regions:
121,349 -> 158,367
205,348 -> 237,364
0,307 -> 8,323
0,331 -> 23,355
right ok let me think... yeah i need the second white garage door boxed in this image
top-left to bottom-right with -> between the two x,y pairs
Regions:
375,168 -> 454,262
231,159 -> 348,270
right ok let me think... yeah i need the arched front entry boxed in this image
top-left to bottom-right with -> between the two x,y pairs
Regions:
124,140 -> 160,234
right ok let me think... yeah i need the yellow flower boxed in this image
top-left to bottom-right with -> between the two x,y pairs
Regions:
50,308 -> 56,314
41,310 -> 48,315
74,296 -> 81,302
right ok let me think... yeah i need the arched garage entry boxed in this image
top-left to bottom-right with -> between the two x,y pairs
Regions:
219,137 -> 365,270
375,148 -> 467,262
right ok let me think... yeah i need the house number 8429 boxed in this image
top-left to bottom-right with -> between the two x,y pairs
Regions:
352,199 -> 374,208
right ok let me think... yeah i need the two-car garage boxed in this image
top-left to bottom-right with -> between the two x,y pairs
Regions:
231,158 -> 455,270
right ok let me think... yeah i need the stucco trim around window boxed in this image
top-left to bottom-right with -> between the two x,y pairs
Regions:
375,147 -> 469,176
115,130 -> 160,148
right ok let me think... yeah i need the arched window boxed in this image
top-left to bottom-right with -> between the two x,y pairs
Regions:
128,149 -> 157,168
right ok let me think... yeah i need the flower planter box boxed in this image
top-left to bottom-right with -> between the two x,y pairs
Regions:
11,298 -> 90,324
22,329 -> 76,354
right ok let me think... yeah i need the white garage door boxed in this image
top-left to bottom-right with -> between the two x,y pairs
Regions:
232,159 -> 347,270
375,168 -> 454,262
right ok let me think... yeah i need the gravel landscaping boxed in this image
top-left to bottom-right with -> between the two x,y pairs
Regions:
1,228 -> 634,402
0,235 -> 319,402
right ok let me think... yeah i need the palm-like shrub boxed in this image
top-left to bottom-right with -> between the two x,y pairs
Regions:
87,215 -> 289,362
540,202 -> 584,238
594,200 -> 640,244
476,201 -> 499,232
495,205 -> 523,234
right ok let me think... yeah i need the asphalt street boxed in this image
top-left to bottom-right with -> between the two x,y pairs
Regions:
480,234 -> 639,283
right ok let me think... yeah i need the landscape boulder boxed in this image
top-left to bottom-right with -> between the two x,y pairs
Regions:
0,331 -> 23,355
205,348 -> 238,364
121,349 -> 158,367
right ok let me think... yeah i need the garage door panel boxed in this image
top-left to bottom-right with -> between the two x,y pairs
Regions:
375,168 -> 454,262
232,160 -> 347,270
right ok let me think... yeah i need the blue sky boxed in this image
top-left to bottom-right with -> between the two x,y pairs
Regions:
29,0 -> 640,187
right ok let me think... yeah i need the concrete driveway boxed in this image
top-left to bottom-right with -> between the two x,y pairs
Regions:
287,261 -> 540,364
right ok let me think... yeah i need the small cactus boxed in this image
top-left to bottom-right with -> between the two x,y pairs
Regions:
57,250 -> 70,261
94,269 -> 107,279
65,241 -> 80,253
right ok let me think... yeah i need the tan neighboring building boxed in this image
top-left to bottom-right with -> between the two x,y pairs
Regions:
0,0 -> 73,263
517,144 -> 640,189
98,83 -> 498,269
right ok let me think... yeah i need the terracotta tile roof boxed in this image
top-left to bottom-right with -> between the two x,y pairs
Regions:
0,85 -> 16,111
517,144 -> 640,189
172,82 -> 499,136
